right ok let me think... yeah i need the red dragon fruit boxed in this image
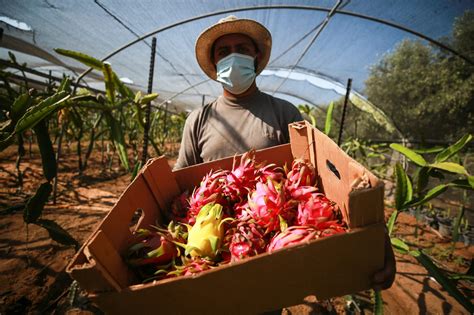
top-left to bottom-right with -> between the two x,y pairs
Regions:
297,192 -> 336,227
125,229 -> 178,267
224,151 -> 259,204
286,159 -> 317,188
248,179 -> 288,233
187,170 -> 228,224
225,221 -> 267,261
267,226 -> 318,253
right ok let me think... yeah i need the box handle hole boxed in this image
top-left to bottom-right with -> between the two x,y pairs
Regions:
129,208 -> 144,233
326,160 -> 341,179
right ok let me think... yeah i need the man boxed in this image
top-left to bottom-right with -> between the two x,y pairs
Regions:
176,15 -> 395,294
175,15 -> 303,169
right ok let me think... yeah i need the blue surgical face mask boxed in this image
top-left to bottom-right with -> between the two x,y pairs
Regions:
216,53 -> 256,95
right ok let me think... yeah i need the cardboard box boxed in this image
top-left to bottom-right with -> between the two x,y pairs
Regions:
67,121 -> 385,314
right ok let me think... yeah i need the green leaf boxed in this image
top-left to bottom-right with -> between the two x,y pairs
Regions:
140,93 -> 159,105
58,76 -> 71,93
11,93 -> 32,121
407,184 -> 448,207
134,91 -> 142,104
386,210 -> 398,236
8,51 -> 17,64
394,163 -> 412,210
35,219 -> 79,248
412,146 -> 444,154
54,48 -> 103,70
102,62 -> 115,104
131,161 -> 142,182
105,113 -> 129,171
414,251 -> 474,313
429,162 -> 468,175
390,237 -> 409,254
415,167 -> 430,195
390,143 -> 427,166
15,91 -> 70,134
34,120 -> 57,181
435,134 -> 472,163
24,182 -> 52,224
374,290 -> 384,315
112,72 -> 134,99
449,179 -> 474,190
324,101 -> 334,135
468,176 -> 474,189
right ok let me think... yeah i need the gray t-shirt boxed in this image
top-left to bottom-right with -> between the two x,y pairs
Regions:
175,90 -> 303,169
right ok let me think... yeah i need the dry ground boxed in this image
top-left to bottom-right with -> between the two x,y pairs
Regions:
0,145 -> 472,314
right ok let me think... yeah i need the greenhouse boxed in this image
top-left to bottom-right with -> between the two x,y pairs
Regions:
0,1 -> 473,314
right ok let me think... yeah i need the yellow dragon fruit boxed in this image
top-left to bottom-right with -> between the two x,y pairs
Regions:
185,203 -> 227,259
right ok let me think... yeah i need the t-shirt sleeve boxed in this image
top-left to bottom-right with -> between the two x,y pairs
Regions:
279,101 -> 304,143
174,110 -> 203,169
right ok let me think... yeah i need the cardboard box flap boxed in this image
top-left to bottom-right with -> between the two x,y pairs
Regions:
84,230 -> 133,291
141,157 -> 180,223
289,121 -> 383,228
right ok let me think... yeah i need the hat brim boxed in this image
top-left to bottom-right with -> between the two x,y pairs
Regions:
195,19 -> 272,80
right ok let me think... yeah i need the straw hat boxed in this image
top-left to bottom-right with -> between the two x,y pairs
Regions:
195,15 -> 272,80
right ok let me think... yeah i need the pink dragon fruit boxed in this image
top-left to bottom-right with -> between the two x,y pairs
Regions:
225,221 -> 267,261
267,226 -> 318,252
286,159 -> 317,188
188,169 -> 228,224
257,162 -> 286,183
317,220 -> 347,237
224,151 -> 258,204
248,179 -> 288,233
297,192 -> 336,227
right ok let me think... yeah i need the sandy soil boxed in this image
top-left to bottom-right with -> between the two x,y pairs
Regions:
0,145 -> 472,314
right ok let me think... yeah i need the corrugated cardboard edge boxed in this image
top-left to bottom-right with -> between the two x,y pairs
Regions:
67,122 -> 387,311
88,223 -> 385,314
66,156 -> 177,292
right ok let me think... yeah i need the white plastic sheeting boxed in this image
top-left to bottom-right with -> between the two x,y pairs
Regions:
1,0 -> 472,111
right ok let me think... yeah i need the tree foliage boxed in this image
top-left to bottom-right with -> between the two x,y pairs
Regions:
364,11 -> 474,142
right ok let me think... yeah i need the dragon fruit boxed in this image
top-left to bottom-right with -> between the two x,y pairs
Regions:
267,226 -> 318,253
248,179 -> 288,233
286,159 -> 317,189
125,228 -> 178,267
166,257 -> 214,278
297,193 -> 336,227
185,203 -> 227,259
188,170 -> 228,224
225,221 -> 267,261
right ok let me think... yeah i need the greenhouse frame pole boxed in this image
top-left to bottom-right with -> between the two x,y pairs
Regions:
337,78 -> 352,146
141,37 -> 157,166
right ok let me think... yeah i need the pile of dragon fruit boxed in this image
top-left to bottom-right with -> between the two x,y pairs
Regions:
125,151 -> 347,283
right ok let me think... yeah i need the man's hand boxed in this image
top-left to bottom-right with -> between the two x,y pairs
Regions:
372,231 -> 396,290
